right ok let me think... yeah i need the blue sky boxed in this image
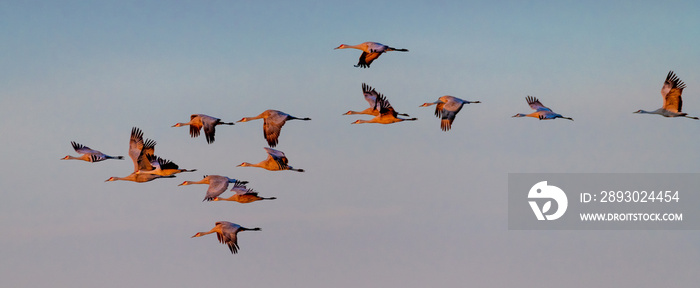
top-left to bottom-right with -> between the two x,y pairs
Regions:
2,1 -> 700,287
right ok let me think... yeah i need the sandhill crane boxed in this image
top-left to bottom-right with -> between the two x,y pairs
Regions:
178,175 -> 249,201
334,42 -> 408,68
634,71 -> 699,119
105,127 -> 172,183
172,114 -> 235,144
214,185 -> 276,203
343,83 -> 410,117
191,221 -> 261,254
61,141 -> 124,162
512,96 -> 573,121
237,147 -> 305,172
236,110 -> 311,147
420,96 -> 481,131
139,154 -> 196,176
351,91 -> 417,124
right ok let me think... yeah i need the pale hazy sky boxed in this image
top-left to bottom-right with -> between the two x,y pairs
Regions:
2,1 -> 700,287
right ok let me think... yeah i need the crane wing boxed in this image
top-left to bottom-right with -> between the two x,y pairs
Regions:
71,141 -> 101,155
188,114 -> 203,138
204,176 -> 229,201
136,138 -> 157,172
526,96 -> 551,111
661,71 -> 686,113
219,230 -> 239,254
263,115 -> 287,147
264,147 -> 289,169
433,101 -> 446,118
362,83 -> 380,108
129,127 -> 145,172
147,154 -> 180,170
374,93 -> 397,115
232,185 -> 258,196
356,52 -> 382,68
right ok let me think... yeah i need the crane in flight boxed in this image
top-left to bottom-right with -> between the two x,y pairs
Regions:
634,70 -> 698,119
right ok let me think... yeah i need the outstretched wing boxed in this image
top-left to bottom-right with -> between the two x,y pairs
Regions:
204,176 -> 230,201
433,101 -> 446,118
362,83 -> 380,108
526,96 -> 551,112
147,154 -> 180,170
188,114 -> 203,138
356,52 -> 382,68
136,138 -> 157,172
232,185 -> 258,196
375,93 -> 397,116
661,71 -> 686,113
439,100 -> 464,131
129,127 -> 145,172
71,141 -> 101,155
216,223 -> 241,254
263,113 -> 287,147
199,115 -> 220,144
264,147 -> 289,169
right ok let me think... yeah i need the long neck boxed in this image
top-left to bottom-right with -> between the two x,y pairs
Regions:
637,109 -> 659,114
185,178 -> 209,185
241,114 -> 265,122
352,119 -> 374,124
345,108 -> 376,115
241,162 -> 264,168
339,44 -> 365,51
175,120 -> 195,126
193,230 -> 217,237
107,174 -> 136,182
63,155 -> 85,160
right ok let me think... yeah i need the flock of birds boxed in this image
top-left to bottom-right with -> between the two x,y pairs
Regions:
61,41 -> 697,254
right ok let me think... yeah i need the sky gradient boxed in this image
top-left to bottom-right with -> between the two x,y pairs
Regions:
2,1 -> 700,287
